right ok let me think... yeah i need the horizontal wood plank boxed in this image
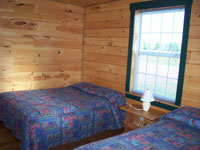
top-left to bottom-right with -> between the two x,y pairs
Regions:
83,68 -> 126,84
84,37 -> 129,47
83,61 -> 127,76
84,45 -> 128,56
0,0 -> 84,93
83,0 -> 200,109
85,19 -> 130,29
84,53 -> 127,66
86,8 -> 130,22
85,28 -> 129,38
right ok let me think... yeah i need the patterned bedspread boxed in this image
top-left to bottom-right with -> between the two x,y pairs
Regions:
0,82 -> 126,150
76,106 -> 200,150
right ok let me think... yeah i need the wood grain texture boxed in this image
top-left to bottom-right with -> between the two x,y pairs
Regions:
83,0 -> 200,108
0,0 -> 84,93
121,104 -> 166,132
121,104 -> 166,121
50,0 -> 119,7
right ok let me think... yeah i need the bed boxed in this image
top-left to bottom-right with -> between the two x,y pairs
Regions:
0,82 -> 126,150
76,106 -> 200,150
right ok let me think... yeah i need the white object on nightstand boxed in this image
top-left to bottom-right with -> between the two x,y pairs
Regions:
140,89 -> 155,111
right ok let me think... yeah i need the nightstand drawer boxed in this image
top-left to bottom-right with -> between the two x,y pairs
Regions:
125,112 -> 158,132
125,112 -> 140,132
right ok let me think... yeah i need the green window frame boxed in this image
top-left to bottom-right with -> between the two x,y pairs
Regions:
125,0 -> 193,110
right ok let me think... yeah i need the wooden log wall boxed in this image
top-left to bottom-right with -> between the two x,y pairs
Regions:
83,0 -> 200,108
0,0 -> 84,93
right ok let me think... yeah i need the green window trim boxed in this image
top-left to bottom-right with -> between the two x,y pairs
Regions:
125,0 -> 193,110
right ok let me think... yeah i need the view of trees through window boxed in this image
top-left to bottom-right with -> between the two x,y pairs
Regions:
142,42 -> 181,52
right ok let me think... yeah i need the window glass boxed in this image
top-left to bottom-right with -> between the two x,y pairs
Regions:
133,8 -> 185,103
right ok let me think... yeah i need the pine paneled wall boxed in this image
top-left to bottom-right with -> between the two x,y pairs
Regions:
83,0 -> 200,108
0,0 -> 84,92
0,0 -> 199,108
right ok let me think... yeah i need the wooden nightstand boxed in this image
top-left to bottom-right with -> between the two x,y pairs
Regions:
121,103 -> 166,132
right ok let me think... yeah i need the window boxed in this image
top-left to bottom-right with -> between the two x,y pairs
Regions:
126,0 -> 193,110
134,8 -> 184,103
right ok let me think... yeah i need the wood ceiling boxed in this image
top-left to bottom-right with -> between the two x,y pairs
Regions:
51,0 -> 119,7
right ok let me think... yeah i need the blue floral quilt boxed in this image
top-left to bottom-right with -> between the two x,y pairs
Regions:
0,82 -> 126,150
76,106 -> 200,150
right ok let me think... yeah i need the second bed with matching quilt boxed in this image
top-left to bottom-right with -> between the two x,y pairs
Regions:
0,82 -> 126,150
76,106 -> 200,150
